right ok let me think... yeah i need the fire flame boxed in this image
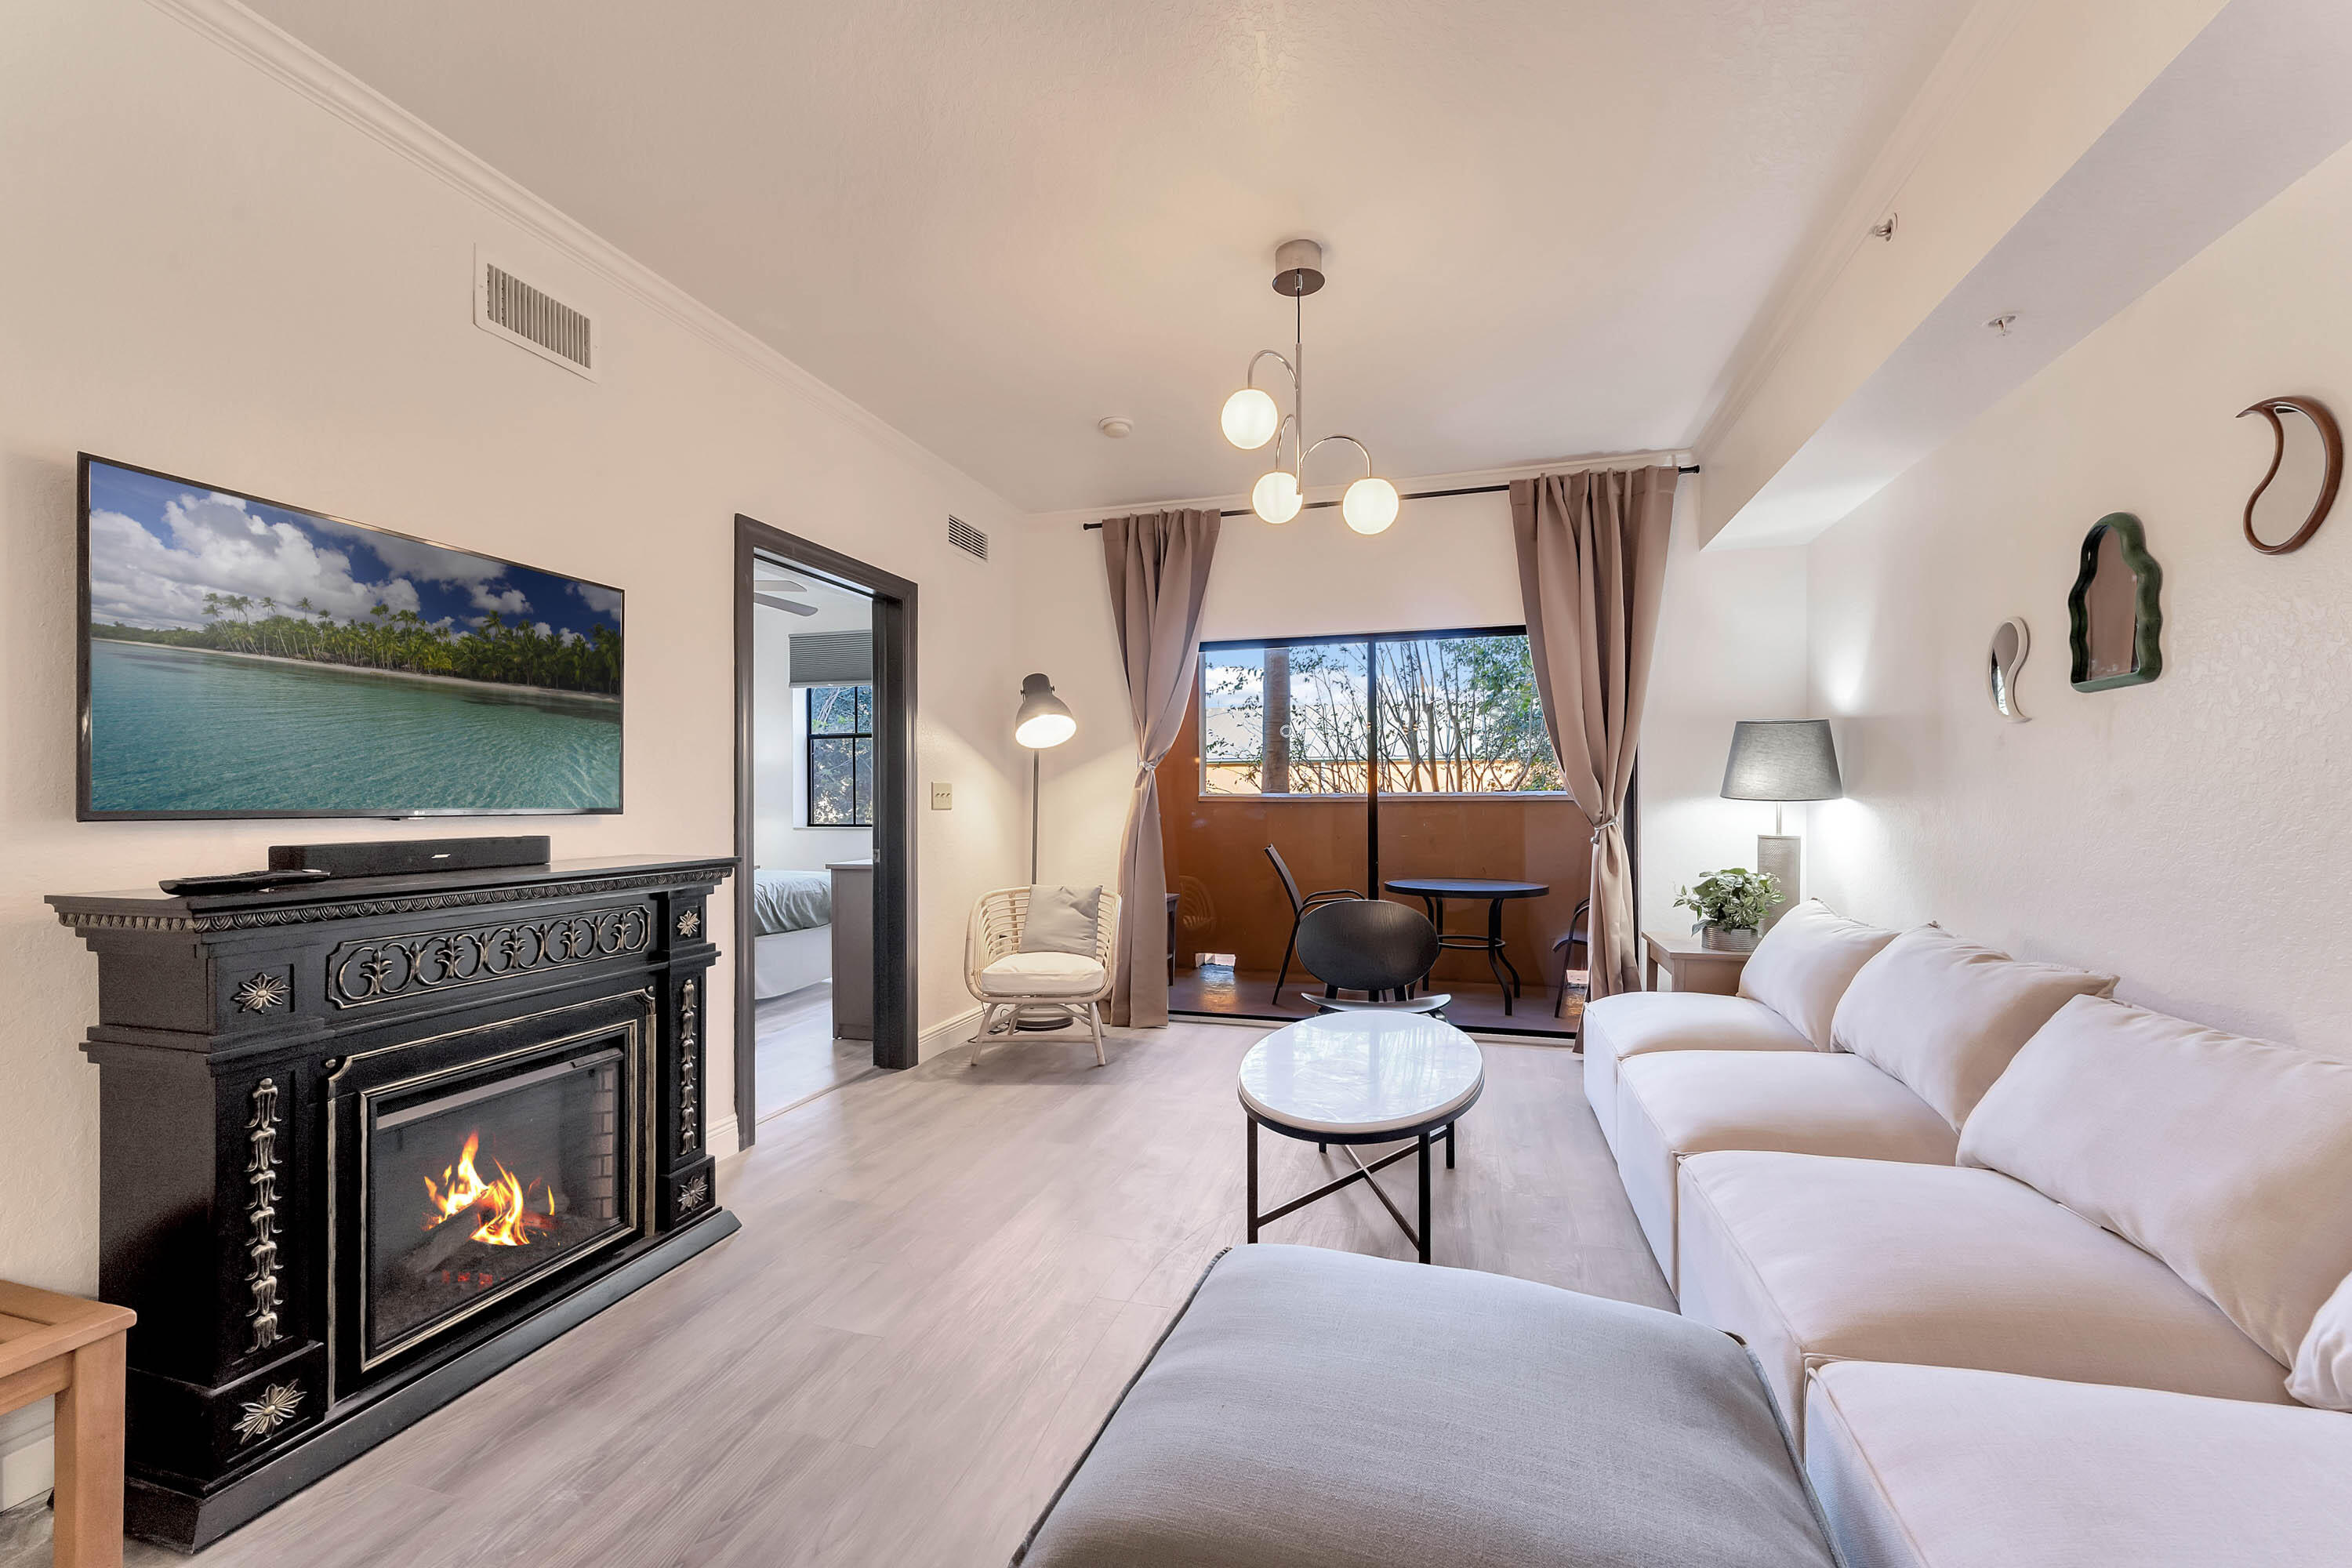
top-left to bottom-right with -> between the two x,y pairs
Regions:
423,1132 -> 552,1247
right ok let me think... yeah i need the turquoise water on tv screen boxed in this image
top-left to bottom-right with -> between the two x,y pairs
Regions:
88,639 -> 622,814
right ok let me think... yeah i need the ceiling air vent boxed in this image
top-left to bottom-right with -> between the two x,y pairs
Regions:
949,517 -> 987,561
474,252 -> 597,380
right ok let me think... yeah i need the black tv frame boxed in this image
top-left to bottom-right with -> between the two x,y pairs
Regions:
76,452 -> 626,822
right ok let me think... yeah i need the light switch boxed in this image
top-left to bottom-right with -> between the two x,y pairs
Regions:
930,782 -> 953,810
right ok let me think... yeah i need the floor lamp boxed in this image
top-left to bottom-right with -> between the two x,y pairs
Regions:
1014,673 -> 1077,1029
1719,719 -> 1843,930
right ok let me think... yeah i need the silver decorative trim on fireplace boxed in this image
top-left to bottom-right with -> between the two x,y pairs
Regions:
325,905 -> 651,1007
677,979 -> 700,1152
245,1079 -> 284,1354
233,1381 -> 303,1443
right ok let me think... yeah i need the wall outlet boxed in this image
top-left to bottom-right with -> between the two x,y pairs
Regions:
930,782 -> 953,810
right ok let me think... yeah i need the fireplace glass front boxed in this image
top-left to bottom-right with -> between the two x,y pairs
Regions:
364,1043 -> 633,1362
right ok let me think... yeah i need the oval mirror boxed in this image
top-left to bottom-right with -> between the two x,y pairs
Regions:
2239,396 -> 2343,554
1987,618 -> 2029,721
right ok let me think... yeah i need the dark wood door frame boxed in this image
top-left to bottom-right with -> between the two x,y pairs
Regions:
734,516 -> 919,1145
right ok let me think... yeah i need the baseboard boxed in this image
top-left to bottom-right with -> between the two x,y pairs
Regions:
918,1007 -> 984,1062
0,1424 -> 52,1512
706,1115 -> 741,1160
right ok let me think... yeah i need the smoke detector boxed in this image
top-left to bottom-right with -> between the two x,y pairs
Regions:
1097,417 -> 1134,439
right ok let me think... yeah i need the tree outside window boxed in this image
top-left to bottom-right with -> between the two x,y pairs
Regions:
1202,630 -> 1563,797
807,683 -> 873,826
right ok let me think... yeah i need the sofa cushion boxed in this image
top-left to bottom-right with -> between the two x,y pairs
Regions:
1829,926 -> 2114,1127
1735,900 -> 1897,1047
978,950 -> 1108,997
1581,991 -> 1812,1151
1615,1052 -> 1957,1293
1018,1243 -> 1840,1568
2291,1269 -> 2352,1410
1962,995 -> 2352,1367
1806,1361 -> 2352,1568
1673,1151 -> 2290,1446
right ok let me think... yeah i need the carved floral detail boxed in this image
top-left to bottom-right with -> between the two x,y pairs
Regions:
679,1173 -> 710,1213
234,972 -> 289,1013
325,905 -> 651,1007
245,1079 -> 283,1354
233,1381 -> 303,1443
678,979 -> 701,1152
676,909 -> 702,938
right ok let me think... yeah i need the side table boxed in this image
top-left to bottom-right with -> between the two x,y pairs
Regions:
0,1280 -> 135,1568
1642,930 -> 1753,996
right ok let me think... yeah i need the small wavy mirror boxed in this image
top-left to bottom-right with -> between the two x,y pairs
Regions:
1987,618 -> 2029,721
2067,514 -> 2163,691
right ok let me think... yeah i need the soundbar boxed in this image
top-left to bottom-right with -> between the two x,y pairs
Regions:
266,836 -> 554,878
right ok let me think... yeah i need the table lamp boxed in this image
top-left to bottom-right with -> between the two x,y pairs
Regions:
1719,719 -> 1842,928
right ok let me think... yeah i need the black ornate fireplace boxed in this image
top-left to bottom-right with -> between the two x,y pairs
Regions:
49,855 -> 737,1551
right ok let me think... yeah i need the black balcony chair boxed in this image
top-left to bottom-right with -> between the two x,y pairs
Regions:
1265,845 -> 1363,1006
1296,898 -> 1450,1018
1552,898 -> 1593,1032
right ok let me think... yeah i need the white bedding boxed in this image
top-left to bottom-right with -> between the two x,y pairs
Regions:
755,925 -> 831,1000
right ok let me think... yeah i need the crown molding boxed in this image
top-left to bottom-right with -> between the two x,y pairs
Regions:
141,0 -> 1018,517
1684,0 -> 2034,457
1022,448 -> 1694,530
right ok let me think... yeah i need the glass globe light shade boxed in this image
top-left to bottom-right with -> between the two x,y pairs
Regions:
1342,476 -> 1400,535
1251,470 -> 1302,524
1220,388 -> 1279,450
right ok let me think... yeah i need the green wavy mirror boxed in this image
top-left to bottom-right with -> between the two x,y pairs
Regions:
2067,513 -> 2162,692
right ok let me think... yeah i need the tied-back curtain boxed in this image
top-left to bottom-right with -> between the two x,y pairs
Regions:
1511,466 -> 1679,1001
1102,509 -> 1221,1026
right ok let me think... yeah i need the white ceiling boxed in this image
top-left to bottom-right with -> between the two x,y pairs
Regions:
244,0 -> 1975,512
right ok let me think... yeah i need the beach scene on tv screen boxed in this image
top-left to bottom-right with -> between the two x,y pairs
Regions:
85,460 -> 622,815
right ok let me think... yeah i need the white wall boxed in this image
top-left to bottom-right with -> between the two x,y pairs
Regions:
1805,136 -> 2352,1049
1017,484 -> 1810,936
0,0 -> 1029,1357
751,590 -> 876,874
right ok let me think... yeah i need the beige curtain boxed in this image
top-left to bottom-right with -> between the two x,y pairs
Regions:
1511,466 -> 1679,1000
1101,509 -> 1221,1026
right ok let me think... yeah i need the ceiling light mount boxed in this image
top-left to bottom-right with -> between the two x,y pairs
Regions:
1096,416 -> 1134,439
1219,239 -> 1396,534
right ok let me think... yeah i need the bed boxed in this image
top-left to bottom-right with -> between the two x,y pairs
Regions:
752,868 -> 833,1000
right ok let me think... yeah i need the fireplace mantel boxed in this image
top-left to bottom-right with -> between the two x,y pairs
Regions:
49,854 -> 739,1551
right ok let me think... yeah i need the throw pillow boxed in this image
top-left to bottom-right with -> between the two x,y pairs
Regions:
1020,884 -> 1102,958
2292,1270 -> 2352,1410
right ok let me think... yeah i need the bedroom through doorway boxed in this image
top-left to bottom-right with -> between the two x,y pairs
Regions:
749,557 -> 876,1118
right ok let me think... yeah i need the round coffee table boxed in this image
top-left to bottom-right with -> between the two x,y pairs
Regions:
1237,1011 -> 1485,1264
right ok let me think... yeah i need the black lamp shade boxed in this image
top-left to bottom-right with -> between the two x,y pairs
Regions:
1721,719 -> 1842,802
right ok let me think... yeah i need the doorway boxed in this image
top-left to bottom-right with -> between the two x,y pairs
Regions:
733,517 -> 917,1143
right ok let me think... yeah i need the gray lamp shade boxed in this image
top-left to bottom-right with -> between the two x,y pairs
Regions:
1721,719 -> 1842,802
1014,673 -> 1076,750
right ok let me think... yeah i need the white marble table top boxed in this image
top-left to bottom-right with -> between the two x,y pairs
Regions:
1237,1011 -> 1486,1137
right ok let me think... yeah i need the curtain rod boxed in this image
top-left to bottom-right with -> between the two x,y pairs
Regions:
1080,465 -> 1700,528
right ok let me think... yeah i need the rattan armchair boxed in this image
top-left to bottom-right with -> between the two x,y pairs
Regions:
964,886 -> 1123,1065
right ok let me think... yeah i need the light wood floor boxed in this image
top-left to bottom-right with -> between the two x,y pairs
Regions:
754,982 -> 880,1120
28,1021 -> 1662,1568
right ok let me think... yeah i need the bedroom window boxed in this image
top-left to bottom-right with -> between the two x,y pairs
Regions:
807,684 -> 873,826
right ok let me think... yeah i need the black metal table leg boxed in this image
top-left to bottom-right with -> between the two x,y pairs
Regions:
1446,1119 -> 1456,1169
1417,1133 -> 1432,1263
1246,1115 -> 1259,1242
1484,897 -> 1515,1014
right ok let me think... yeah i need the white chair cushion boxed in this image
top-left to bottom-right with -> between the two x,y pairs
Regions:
2291,1270 -> 2352,1410
1580,992 -> 1812,1152
1674,1151 -> 2290,1448
1735,900 -> 1897,1048
1614,1052 -> 1956,1294
1962,995 -> 2352,1367
1806,1362 -> 2352,1568
1829,926 -> 2114,1128
978,950 -> 1108,998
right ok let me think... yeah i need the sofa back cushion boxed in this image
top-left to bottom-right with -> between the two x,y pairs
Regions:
1734,900 -> 1897,1049
2291,1270 -> 2352,1410
1830,927 -> 2114,1127
1962,995 -> 2352,1368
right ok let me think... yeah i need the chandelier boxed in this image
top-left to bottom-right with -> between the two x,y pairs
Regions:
1218,239 -> 1399,534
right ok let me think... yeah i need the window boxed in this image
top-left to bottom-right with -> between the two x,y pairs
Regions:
1201,629 -> 1563,797
806,684 -> 873,826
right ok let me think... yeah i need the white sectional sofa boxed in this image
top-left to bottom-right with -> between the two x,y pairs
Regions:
1580,902 -> 2352,1563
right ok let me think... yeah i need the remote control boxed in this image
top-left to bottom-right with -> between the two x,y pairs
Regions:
159,868 -> 336,896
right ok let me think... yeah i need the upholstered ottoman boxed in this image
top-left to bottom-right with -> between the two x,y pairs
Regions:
1014,1244 -> 1842,1568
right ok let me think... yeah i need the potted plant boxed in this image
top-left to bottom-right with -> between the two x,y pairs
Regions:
1672,867 -> 1781,952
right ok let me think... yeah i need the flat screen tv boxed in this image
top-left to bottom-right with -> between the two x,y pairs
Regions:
78,454 -> 623,820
